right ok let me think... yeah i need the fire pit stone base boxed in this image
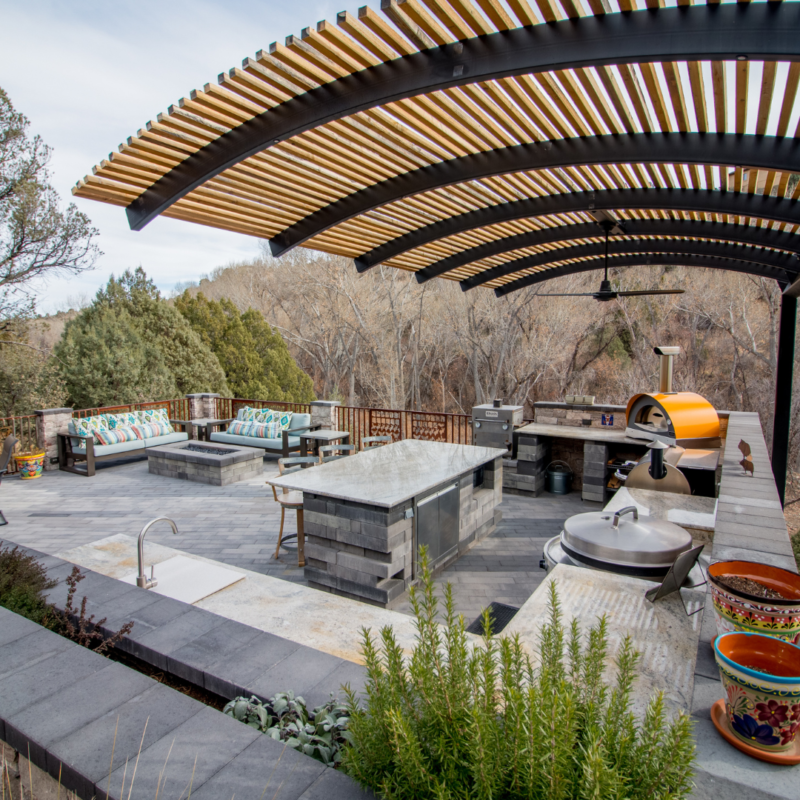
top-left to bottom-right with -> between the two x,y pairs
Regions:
147,441 -> 265,486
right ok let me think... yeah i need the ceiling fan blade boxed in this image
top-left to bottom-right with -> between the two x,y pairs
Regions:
535,292 -> 598,296
615,289 -> 686,297
589,209 -> 617,226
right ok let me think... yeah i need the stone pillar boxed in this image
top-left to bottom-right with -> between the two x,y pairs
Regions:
185,393 -> 220,421
582,442 -> 609,503
310,400 -> 340,430
34,408 -> 73,471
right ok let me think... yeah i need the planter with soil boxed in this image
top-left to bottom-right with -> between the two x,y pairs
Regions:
709,560 -> 800,644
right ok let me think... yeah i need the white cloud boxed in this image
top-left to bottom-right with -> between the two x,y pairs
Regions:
1,0 -> 345,312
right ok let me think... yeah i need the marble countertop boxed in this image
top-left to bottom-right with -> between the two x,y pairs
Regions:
604,487 -> 717,531
504,563 -> 704,717
517,422 -> 644,445
268,439 -> 506,507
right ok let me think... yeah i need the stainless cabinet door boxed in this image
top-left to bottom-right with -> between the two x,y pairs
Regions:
416,492 -> 440,563
438,483 -> 459,560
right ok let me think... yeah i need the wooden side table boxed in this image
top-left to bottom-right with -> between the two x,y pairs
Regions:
299,429 -> 351,458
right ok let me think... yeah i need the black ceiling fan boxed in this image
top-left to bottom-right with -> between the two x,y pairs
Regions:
535,210 -> 686,302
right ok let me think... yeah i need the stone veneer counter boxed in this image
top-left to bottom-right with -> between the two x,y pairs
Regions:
269,439 -> 506,507
270,440 -> 506,608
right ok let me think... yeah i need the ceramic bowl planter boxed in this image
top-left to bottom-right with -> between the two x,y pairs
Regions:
14,450 -> 45,480
714,631 -> 800,753
708,560 -> 800,644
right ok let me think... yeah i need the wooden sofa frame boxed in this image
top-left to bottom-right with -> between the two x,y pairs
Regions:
57,420 -> 190,477
210,420 -> 322,458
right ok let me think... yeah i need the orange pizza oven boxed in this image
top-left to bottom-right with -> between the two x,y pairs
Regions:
625,392 -> 721,447
624,346 -> 721,447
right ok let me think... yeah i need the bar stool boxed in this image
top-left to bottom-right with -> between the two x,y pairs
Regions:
361,435 -> 392,449
318,444 -> 357,463
270,456 -> 318,566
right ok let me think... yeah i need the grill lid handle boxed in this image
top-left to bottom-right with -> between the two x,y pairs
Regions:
612,506 -> 639,529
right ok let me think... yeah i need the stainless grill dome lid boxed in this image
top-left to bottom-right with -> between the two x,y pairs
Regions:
561,508 -> 692,571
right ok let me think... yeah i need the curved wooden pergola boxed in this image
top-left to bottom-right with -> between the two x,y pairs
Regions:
73,0 -> 800,499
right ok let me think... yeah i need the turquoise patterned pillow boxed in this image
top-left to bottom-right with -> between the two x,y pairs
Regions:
238,406 -> 273,424
140,408 -> 170,425
105,412 -> 138,429
73,415 -> 108,436
277,411 -> 293,430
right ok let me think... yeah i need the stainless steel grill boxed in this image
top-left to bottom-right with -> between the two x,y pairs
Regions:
472,400 -> 524,451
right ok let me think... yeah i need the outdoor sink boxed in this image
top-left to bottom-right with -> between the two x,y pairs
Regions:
122,554 -> 244,604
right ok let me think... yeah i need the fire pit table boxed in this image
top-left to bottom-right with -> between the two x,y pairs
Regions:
147,441 -> 265,486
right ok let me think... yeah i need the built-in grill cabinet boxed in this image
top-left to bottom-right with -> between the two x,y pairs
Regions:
416,483 -> 460,569
472,401 -> 524,451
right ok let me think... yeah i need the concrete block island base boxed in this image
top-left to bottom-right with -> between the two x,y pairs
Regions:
148,441 -> 265,486
269,439 -> 506,608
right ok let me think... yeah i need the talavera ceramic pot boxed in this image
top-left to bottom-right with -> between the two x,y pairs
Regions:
708,561 -> 800,644
714,631 -> 800,752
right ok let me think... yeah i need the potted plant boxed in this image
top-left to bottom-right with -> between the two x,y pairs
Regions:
14,429 -> 45,480
708,560 -> 800,644
714,631 -> 800,754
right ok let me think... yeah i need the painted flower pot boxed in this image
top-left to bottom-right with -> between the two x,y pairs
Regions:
708,561 -> 800,644
714,631 -> 800,752
14,451 -> 45,480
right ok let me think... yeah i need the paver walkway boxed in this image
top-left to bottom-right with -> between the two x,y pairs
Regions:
2,456 -> 596,622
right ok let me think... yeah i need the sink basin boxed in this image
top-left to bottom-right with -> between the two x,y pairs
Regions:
122,555 -> 244,604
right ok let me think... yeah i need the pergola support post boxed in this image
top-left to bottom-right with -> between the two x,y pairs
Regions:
771,285 -> 798,506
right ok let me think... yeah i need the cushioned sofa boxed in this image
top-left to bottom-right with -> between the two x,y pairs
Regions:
57,408 -> 188,477
209,407 -> 320,458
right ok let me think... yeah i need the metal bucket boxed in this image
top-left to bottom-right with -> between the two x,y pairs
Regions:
545,461 -> 573,494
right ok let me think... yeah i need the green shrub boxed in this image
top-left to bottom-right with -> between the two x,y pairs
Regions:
0,543 -> 55,624
223,692 -> 351,767
341,552 -> 696,800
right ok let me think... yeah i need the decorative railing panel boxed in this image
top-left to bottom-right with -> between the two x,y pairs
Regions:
0,415 -> 38,474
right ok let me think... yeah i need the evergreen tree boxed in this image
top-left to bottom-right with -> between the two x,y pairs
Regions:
56,268 -> 229,408
175,291 -> 315,402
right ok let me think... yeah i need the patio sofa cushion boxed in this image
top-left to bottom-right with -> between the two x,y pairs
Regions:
211,432 -> 301,450
72,439 -> 144,457
143,431 -> 189,448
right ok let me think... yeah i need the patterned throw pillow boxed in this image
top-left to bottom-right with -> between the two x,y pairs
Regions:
243,421 -> 276,439
140,407 -> 171,426
73,415 -> 108,437
133,422 -> 174,439
237,406 -> 273,424
95,426 -> 142,446
276,411 -> 293,430
227,419 -> 252,436
104,413 -> 134,430
263,421 -> 283,439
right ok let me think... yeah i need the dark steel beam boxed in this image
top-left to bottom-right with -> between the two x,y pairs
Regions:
462,239 -> 798,291
771,292 -> 797,506
785,274 -> 800,299
493,253 -> 795,297
357,189 -> 800,271
418,220 -> 800,285
271,133 -> 800,255
127,3 -> 800,232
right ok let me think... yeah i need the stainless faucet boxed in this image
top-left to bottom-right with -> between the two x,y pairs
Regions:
137,517 -> 178,589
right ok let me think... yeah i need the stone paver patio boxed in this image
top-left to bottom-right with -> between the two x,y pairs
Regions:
2,455 -> 595,623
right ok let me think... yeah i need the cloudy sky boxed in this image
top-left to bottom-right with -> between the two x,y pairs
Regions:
1,0 -> 346,312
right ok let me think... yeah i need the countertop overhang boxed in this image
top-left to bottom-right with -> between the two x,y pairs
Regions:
268,439 -> 506,507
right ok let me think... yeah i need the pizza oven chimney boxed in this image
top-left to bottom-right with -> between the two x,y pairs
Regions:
654,346 -> 680,394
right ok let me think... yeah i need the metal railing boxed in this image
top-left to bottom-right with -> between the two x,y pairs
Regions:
335,406 -> 473,446
73,398 -> 190,421
0,415 -> 38,474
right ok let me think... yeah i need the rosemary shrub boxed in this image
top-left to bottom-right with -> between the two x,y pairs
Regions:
342,553 -> 696,800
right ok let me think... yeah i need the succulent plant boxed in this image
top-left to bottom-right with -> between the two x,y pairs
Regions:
223,691 -> 351,767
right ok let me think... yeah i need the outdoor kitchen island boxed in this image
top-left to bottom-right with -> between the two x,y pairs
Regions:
268,439 -> 506,608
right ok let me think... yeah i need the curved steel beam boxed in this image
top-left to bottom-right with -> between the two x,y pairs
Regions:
465,239 -> 799,293
127,3 -> 800,232
420,219 -> 800,285
273,133 -> 800,256
494,254 -> 796,297
356,189 -> 800,271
